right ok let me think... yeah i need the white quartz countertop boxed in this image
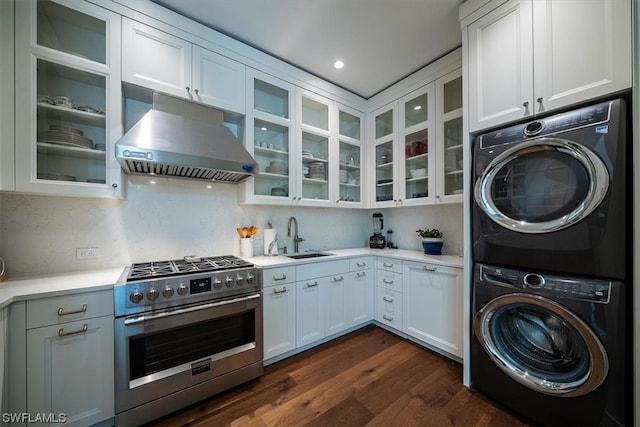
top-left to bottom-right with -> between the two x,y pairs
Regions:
0,267 -> 124,310
246,247 -> 464,269
0,248 -> 463,310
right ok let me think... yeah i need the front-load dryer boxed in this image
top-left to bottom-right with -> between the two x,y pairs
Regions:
471,263 -> 629,426
472,98 -> 628,279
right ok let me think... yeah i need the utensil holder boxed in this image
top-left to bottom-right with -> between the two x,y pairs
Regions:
240,238 -> 254,258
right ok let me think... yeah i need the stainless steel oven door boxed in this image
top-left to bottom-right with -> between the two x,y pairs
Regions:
115,292 -> 262,413
474,138 -> 609,234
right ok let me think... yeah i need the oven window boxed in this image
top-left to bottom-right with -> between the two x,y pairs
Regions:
129,311 -> 255,381
491,151 -> 590,222
488,303 -> 590,384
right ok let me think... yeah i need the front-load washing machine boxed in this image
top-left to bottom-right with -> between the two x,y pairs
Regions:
471,263 -> 629,426
472,98 -> 629,279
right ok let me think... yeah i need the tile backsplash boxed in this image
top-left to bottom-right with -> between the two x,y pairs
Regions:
0,176 -> 463,278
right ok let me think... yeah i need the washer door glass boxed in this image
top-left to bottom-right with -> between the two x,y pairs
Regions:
475,294 -> 608,397
474,138 -> 609,233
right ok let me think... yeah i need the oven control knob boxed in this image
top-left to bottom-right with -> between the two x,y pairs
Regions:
246,273 -> 254,284
129,290 -> 144,304
177,283 -> 188,295
213,277 -> 223,289
162,286 -> 174,298
235,274 -> 244,285
147,287 -> 159,301
225,275 -> 234,287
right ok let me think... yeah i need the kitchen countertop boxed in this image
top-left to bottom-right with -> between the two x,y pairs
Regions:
0,267 -> 124,310
0,248 -> 463,310
247,247 -> 464,269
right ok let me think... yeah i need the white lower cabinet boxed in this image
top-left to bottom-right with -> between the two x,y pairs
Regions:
24,290 -> 114,427
347,257 -> 373,325
296,276 -> 327,346
402,261 -> 463,358
262,266 -> 296,360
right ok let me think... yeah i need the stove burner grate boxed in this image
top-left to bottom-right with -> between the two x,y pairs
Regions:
126,255 -> 254,281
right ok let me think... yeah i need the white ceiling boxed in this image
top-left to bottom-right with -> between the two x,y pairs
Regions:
150,0 -> 464,99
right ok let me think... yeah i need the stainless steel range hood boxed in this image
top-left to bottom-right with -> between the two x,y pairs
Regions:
115,93 -> 257,183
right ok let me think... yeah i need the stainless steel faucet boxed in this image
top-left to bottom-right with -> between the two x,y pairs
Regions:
287,216 -> 304,253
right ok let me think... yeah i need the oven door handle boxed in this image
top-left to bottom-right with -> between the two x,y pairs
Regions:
123,293 -> 261,325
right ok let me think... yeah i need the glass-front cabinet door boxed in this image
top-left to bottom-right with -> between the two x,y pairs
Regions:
337,107 -> 364,207
298,91 -> 330,205
371,105 -> 397,207
242,69 -> 295,204
14,0 -> 122,197
400,84 -> 435,206
436,68 -> 463,203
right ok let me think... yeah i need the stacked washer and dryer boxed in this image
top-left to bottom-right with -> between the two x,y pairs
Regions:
471,98 -> 631,426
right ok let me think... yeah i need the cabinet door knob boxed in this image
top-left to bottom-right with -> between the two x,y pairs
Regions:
112,183 -> 118,188
522,101 -> 529,108
186,86 -> 191,93
537,97 -> 543,103
194,88 -> 199,95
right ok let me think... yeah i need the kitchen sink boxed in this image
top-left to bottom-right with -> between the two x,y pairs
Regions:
286,252 -> 333,260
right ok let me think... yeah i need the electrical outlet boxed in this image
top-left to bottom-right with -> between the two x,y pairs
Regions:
76,247 -> 99,259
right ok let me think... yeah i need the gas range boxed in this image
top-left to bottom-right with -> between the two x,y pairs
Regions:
114,255 -> 261,317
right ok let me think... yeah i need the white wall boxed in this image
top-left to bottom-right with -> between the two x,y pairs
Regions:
0,176 -> 464,278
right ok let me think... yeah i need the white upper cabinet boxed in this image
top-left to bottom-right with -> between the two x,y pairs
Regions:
370,66 -> 462,207
466,0 -> 632,132
14,0 -> 123,198
240,68 -> 365,208
122,18 -> 245,114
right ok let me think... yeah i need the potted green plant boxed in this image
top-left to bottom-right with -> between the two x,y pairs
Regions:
416,228 -> 444,255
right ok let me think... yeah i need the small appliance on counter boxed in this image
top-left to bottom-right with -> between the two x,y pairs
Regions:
369,212 -> 386,249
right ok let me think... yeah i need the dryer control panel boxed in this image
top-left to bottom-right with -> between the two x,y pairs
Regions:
480,264 -> 611,303
478,100 -> 612,149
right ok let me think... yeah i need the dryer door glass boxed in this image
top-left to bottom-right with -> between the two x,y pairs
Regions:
474,138 -> 609,233
475,294 -> 608,397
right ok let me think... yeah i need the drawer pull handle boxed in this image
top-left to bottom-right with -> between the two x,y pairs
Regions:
382,278 -> 394,284
357,262 -> 366,267
333,276 -> 344,282
356,272 -> 366,277
273,286 -> 288,294
57,304 -> 87,316
58,324 -> 88,337
307,281 -> 319,288
273,274 -> 287,281
382,314 -> 394,321
383,263 -> 394,268
383,296 -> 394,303
423,266 -> 437,271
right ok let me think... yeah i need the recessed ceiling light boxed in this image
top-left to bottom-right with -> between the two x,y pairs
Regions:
334,60 -> 344,69
414,105 -> 422,111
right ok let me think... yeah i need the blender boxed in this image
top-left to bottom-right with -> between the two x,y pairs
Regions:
369,212 -> 386,249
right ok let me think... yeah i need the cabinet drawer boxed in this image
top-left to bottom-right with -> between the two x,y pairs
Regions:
27,289 -> 113,329
376,257 -> 402,273
350,257 -> 372,271
297,259 -> 350,281
262,266 -> 296,287
376,270 -> 403,291
376,287 -> 402,329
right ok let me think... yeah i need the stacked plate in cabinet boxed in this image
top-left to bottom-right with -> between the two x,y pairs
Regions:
308,162 -> 325,180
265,160 -> 288,175
37,125 -> 93,149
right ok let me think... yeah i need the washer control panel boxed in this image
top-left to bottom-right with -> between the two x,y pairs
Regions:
480,264 -> 611,303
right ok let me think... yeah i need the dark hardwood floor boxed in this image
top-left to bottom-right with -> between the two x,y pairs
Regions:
148,325 -> 530,427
